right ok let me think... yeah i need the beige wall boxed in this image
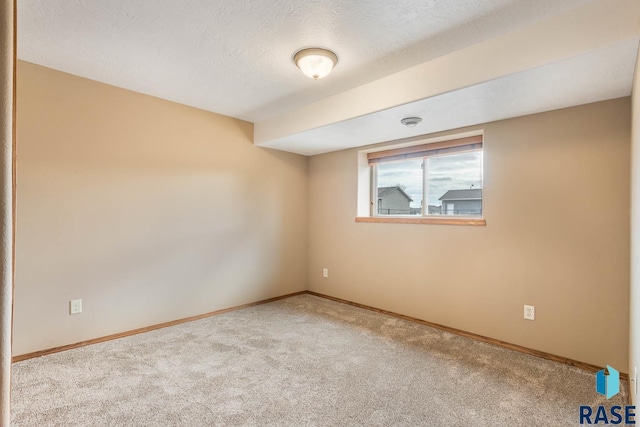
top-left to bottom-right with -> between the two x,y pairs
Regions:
629,47 -> 639,402
13,59 -> 634,374
14,61 -> 308,356
308,98 -> 631,369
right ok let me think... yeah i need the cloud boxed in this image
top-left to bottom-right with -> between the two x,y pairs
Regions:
377,151 -> 483,208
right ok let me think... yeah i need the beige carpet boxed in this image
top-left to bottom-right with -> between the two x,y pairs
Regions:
11,294 -> 628,426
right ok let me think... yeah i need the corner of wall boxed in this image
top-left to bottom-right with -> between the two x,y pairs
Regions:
629,42 -> 640,404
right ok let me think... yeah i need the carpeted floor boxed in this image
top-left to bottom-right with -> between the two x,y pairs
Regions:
11,294 -> 628,426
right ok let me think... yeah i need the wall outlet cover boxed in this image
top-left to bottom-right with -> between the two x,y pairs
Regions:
524,304 -> 535,320
70,299 -> 82,315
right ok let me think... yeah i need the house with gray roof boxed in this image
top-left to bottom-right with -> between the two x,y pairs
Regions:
438,188 -> 482,216
377,186 -> 413,215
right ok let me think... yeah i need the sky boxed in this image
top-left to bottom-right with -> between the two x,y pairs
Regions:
377,151 -> 483,208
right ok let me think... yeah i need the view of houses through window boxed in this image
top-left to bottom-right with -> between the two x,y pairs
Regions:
375,150 -> 483,216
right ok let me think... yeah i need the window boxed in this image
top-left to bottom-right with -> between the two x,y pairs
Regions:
368,135 -> 483,220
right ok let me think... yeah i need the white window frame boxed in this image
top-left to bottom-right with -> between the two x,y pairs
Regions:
356,131 -> 486,226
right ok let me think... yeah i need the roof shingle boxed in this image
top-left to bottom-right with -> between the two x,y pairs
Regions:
438,188 -> 482,201
378,186 -> 413,201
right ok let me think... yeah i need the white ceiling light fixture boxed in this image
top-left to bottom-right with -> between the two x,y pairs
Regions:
293,48 -> 338,80
401,117 -> 423,127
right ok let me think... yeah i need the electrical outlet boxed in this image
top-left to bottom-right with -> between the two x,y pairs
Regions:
524,305 -> 535,320
322,268 -> 329,278
69,299 -> 82,315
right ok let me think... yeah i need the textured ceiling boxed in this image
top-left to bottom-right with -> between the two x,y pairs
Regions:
19,0 -> 593,122
17,0 -> 640,156
258,40 -> 638,155
254,0 -> 640,155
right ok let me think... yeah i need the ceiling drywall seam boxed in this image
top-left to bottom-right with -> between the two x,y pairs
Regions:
0,0 -> 16,425
254,0 -> 640,147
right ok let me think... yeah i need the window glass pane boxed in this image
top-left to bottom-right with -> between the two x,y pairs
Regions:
376,159 -> 423,216
426,151 -> 483,216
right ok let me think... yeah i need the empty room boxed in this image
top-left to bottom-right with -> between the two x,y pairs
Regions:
2,0 -> 640,425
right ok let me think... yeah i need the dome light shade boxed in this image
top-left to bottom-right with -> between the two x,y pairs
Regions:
293,48 -> 338,80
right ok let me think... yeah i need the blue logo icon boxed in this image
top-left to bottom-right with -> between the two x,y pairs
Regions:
596,365 -> 620,399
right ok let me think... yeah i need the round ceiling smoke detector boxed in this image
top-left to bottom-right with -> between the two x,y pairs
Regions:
401,117 -> 423,128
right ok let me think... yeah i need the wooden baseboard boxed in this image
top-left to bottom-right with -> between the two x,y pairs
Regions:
14,289 -> 627,383
12,291 -> 307,363
305,291 -> 629,380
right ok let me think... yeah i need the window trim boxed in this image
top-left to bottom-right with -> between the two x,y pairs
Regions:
367,135 -> 482,164
355,216 -> 486,226
358,132 -> 485,226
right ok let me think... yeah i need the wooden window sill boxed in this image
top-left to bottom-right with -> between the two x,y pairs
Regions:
355,216 -> 486,226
